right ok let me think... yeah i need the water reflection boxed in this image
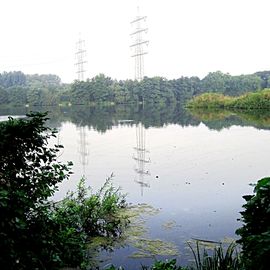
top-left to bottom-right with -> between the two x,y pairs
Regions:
133,122 -> 151,196
3,104 -> 270,132
77,125 -> 89,174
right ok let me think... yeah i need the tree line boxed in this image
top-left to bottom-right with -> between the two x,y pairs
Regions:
1,70 -> 270,105
69,72 -> 263,105
0,71 -> 69,106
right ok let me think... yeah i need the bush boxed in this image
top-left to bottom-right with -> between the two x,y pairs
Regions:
0,112 -> 73,269
236,177 -> 270,270
0,113 -> 128,269
187,89 -> 270,109
187,93 -> 234,108
52,176 -> 128,268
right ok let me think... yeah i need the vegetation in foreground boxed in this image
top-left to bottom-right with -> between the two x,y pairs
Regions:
187,89 -> 270,109
107,241 -> 243,270
236,177 -> 270,270
0,113 -> 128,269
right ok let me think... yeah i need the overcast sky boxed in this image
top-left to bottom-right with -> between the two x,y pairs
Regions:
1,0 -> 270,83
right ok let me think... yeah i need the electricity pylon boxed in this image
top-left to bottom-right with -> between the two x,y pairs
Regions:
75,36 -> 87,81
130,7 -> 149,81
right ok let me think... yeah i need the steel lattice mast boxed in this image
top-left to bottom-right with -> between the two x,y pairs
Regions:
130,8 -> 149,81
75,37 -> 87,81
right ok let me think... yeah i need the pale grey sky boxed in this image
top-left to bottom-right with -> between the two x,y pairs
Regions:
1,0 -> 270,82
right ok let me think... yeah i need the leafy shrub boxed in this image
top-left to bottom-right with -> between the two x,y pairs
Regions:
187,89 -> 270,109
150,259 -> 186,270
236,177 -> 270,270
187,93 -> 234,108
0,112 -> 73,269
105,259 -> 186,270
0,113 -> 128,269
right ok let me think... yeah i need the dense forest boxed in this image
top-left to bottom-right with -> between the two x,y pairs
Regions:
0,71 -> 69,106
1,70 -> 270,105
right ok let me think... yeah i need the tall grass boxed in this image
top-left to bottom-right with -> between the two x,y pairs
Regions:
187,241 -> 244,270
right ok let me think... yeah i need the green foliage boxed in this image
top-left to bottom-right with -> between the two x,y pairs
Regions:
67,71 -> 269,106
0,69 -> 270,105
199,71 -> 261,96
0,112 -> 73,269
188,89 -> 270,109
25,73 -> 61,88
201,71 -> 230,94
0,113 -> 128,269
230,89 -> 270,109
0,71 -> 67,106
105,259 -> 186,270
150,259 -> 186,270
0,86 -> 9,104
254,70 -> 270,88
187,93 -> 234,109
7,86 -> 27,105
236,177 -> 270,270
0,71 -> 26,88
187,241 -> 243,270
56,176 -> 127,239
50,176 -> 128,269
104,241 -> 242,270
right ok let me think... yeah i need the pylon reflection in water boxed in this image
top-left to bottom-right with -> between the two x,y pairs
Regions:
133,122 -> 150,196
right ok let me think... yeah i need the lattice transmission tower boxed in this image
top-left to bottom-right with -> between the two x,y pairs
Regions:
75,37 -> 87,81
130,7 -> 149,81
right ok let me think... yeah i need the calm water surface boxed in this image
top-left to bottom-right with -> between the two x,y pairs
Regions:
2,105 -> 270,268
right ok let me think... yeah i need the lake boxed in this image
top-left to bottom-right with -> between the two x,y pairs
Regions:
1,104 -> 270,268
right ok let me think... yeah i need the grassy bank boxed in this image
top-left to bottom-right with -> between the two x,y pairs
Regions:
187,89 -> 270,109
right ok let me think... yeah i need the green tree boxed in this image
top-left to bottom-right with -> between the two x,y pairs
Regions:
91,74 -> 114,102
0,113 -> 72,269
0,87 -> 9,104
201,71 -> 231,93
0,113 -> 129,269
0,71 -> 26,88
7,86 -> 27,105
26,74 -> 61,88
254,70 -> 270,89
26,88 -> 42,105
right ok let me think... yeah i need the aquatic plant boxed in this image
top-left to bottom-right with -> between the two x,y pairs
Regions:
53,175 -> 128,269
187,240 -> 243,270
